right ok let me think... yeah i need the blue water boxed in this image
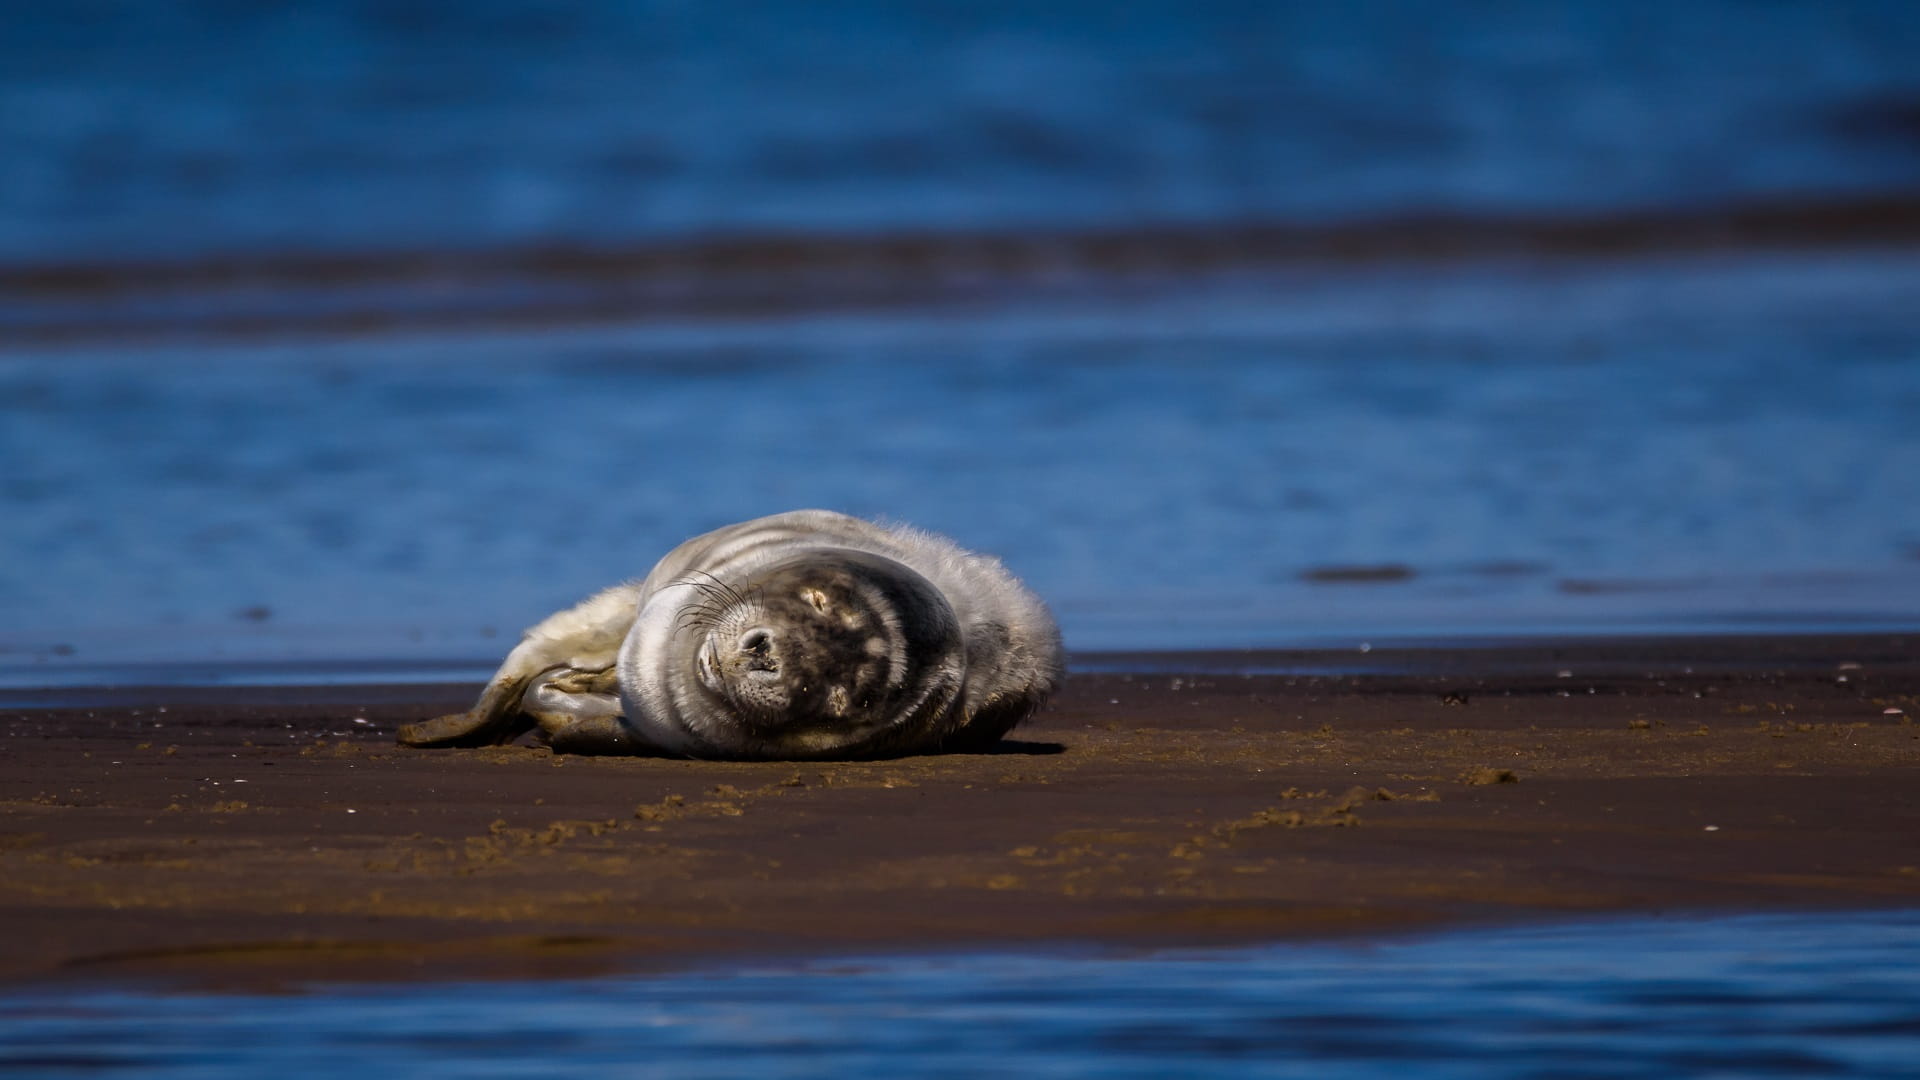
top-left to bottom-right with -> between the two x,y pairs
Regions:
3,911 -> 1917,1078
5,252 -> 1920,676
6,1 -> 1920,261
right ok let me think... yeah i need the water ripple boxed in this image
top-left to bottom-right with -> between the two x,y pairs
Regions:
3,911 -> 1918,1078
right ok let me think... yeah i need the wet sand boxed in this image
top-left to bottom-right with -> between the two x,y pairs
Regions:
11,194 -> 1920,347
2,633 -> 1916,989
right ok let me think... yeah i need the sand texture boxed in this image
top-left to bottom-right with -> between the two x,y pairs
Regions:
2,634 -> 1916,988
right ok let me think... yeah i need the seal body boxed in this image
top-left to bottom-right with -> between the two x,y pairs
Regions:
397,511 -> 1062,759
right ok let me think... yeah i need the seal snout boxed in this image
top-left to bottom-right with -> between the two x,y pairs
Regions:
701,621 -> 797,722
737,628 -> 777,669
697,626 -> 782,681
722,626 -> 782,677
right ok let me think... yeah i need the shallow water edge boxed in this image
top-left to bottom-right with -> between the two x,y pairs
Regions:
4,909 -> 1918,1079
2,627 -> 1912,701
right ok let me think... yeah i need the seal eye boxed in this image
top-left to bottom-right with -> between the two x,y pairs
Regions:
801,587 -> 831,613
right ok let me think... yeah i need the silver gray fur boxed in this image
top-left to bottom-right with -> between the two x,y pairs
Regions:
397,510 -> 1063,759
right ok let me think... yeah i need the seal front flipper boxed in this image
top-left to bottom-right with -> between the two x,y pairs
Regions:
545,713 -> 653,755
523,667 -> 651,755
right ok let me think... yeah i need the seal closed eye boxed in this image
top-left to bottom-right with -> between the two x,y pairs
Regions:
397,511 -> 1063,760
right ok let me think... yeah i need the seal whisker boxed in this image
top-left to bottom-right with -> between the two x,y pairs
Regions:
685,569 -> 750,611
672,596 -> 728,635
672,578 -> 725,606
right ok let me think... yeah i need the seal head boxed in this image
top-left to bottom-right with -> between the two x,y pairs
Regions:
624,549 -> 966,758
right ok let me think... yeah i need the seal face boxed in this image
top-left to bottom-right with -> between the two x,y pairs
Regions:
635,550 -> 967,758
397,511 -> 1062,760
696,558 -> 916,729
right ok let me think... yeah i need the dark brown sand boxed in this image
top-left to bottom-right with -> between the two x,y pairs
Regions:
3,634 -> 1916,988
11,193 -> 1920,346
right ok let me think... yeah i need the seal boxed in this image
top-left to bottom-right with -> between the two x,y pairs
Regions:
396,510 -> 1063,759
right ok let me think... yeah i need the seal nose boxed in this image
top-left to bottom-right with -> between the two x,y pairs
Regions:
737,628 -> 778,671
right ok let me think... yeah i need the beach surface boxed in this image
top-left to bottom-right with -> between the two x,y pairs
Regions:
3,633 -> 1915,989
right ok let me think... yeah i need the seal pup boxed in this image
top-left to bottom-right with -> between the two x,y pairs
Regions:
397,510 -> 1062,759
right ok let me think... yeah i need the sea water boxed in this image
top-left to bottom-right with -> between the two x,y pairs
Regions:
3,911 -> 1918,1079
6,0 -> 1920,259
4,252 -> 1919,677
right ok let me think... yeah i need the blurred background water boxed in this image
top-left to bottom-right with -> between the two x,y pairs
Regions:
7,0 -> 1920,255
3,0 -> 1920,678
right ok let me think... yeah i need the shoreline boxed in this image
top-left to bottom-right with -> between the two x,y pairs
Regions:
3,632 -> 1915,991
8,627 -> 1917,698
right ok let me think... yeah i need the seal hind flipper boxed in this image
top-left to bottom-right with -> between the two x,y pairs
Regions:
394,707 -> 533,748
396,669 -> 542,747
398,582 -> 644,751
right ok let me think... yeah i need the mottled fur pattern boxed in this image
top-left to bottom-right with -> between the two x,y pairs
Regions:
397,511 -> 1062,759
